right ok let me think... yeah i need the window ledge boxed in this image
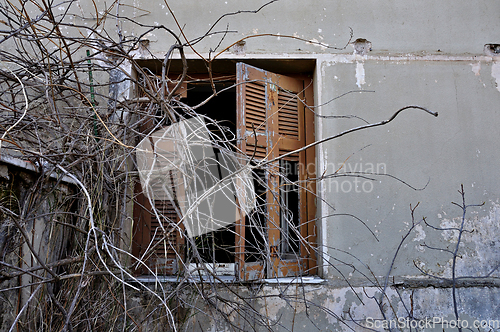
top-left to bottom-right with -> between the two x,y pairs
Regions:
262,276 -> 325,284
131,275 -> 325,285
133,275 -> 237,284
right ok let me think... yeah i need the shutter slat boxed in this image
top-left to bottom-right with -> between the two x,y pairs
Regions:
150,199 -> 178,259
279,151 -> 299,162
279,116 -> 299,124
247,83 -> 266,92
277,105 -> 299,113
244,81 -> 267,137
245,145 -> 267,159
278,88 -> 300,140
246,95 -> 267,106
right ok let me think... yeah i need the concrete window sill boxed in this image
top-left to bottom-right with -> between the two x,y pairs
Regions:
131,275 -> 325,285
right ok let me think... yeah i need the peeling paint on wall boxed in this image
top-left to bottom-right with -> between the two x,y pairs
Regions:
355,62 -> 365,88
434,202 -> 500,278
491,62 -> 500,92
470,61 -> 481,76
412,224 -> 426,242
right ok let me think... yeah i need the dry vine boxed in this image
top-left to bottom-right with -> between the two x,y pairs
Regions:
0,1 -> 440,331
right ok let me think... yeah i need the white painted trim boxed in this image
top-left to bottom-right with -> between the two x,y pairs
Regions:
313,59 -> 331,278
133,275 -> 324,284
134,51 -> 498,63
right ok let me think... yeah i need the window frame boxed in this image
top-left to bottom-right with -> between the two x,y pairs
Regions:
132,61 -> 317,280
235,63 -> 316,280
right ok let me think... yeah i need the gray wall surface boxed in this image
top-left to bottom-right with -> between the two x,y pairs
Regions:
114,0 -> 500,282
113,0 -> 500,56
20,1 -> 500,330
121,1 -> 500,328
318,57 -> 500,280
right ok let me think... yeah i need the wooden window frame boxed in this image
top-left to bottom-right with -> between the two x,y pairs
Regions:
235,63 -> 316,280
132,62 -> 316,281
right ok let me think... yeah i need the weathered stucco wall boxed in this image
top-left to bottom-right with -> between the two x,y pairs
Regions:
32,0 -> 500,330
116,0 -> 500,284
103,0 -> 499,56
68,0 -> 500,58
120,1 -> 500,330
318,57 -> 500,280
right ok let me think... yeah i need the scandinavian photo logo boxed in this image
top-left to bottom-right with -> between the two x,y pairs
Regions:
322,162 -> 387,194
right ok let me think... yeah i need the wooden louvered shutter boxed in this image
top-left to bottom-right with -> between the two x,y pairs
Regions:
236,63 -> 316,280
132,180 -> 183,275
148,198 -> 182,275
132,113 -> 185,277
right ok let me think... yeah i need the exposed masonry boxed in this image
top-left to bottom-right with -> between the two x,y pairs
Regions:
484,44 -> 500,57
351,38 -> 372,56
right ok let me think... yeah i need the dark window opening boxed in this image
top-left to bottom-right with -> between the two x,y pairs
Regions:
281,160 -> 300,257
245,167 -> 267,263
133,61 -> 317,279
182,82 -> 237,264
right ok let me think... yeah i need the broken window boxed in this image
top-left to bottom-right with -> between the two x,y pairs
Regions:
132,62 -> 316,281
